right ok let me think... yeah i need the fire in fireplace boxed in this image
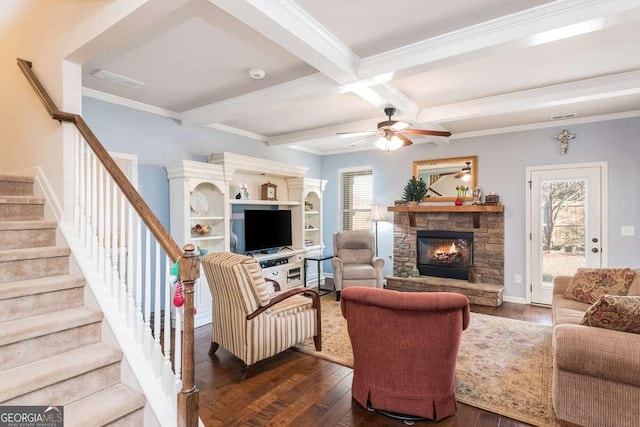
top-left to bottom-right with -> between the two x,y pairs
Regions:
417,230 -> 474,280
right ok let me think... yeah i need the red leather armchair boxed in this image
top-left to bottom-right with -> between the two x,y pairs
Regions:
340,287 -> 470,421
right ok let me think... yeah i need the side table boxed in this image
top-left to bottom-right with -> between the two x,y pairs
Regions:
304,254 -> 333,296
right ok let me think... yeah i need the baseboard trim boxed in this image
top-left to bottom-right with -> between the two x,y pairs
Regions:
503,295 -> 528,304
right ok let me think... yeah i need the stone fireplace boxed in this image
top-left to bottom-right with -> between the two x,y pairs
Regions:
417,230 -> 474,280
392,208 -> 504,286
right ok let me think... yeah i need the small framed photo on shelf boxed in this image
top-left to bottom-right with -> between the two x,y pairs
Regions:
261,182 -> 277,201
237,183 -> 250,200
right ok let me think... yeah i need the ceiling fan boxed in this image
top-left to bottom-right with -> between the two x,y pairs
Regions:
337,107 -> 452,151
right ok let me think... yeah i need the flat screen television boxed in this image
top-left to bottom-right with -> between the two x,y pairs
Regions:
244,209 -> 292,253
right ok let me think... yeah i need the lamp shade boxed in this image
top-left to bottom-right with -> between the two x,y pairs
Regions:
367,205 -> 388,222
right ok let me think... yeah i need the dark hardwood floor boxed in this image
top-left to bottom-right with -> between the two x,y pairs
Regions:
195,298 -> 552,426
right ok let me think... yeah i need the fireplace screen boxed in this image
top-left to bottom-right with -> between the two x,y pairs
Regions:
417,230 -> 474,280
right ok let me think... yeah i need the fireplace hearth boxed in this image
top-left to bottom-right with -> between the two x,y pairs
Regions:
417,230 -> 474,280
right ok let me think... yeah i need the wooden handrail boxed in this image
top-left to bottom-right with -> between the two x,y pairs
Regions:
18,58 -> 199,426
17,58 -> 182,262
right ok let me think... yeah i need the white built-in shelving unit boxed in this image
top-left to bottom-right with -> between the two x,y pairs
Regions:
167,153 -> 327,326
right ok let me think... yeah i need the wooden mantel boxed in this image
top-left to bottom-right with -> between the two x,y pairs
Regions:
387,204 -> 504,228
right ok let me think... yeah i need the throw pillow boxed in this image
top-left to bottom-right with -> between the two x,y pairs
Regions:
564,268 -> 635,304
581,295 -> 640,334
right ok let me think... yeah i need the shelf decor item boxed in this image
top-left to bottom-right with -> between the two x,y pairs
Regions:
261,182 -> 277,201
402,176 -> 428,205
485,193 -> 500,205
238,183 -> 250,200
455,185 -> 469,206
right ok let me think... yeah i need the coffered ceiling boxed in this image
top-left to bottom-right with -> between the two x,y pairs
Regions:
78,0 -> 640,154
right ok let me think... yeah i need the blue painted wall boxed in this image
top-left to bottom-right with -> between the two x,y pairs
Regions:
321,117 -> 640,299
83,96 -> 321,232
84,96 -> 640,300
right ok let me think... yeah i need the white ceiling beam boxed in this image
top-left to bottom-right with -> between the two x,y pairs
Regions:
206,124 -> 269,142
181,73 -> 338,125
360,0 -> 640,80
267,118 -> 380,146
417,69 -> 640,123
205,0 -> 417,122
207,0 -> 360,84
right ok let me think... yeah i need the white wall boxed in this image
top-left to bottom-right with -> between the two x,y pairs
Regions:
321,117 -> 640,299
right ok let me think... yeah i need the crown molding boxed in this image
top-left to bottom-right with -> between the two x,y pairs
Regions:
360,0 -> 640,79
451,109 -> 640,140
82,87 -> 181,119
418,69 -> 640,123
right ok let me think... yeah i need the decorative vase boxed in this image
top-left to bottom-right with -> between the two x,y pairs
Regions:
455,197 -> 463,206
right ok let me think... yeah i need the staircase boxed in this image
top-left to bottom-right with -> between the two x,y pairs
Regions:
0,175 -> 146,425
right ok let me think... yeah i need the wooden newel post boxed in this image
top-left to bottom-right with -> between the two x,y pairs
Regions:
178,244 -> 200,427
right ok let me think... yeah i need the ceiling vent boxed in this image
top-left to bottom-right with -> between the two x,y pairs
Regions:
550,113 -> 577,120
92,69 -> 146,89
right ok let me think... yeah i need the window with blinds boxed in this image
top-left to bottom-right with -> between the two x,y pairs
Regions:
339,168 -> 373,231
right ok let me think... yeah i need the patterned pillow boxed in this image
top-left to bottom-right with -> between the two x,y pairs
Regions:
564,268 -> 635,304
581,295 -> 640,334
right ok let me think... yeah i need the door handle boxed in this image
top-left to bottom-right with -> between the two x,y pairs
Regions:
592,248 -> 599,253
592,238 -> 599,243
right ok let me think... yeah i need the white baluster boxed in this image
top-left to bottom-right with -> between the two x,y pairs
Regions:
98,166 -> 105,277
144,229 -> 153,357
163,255 -> 174,392
111,179 -> 119,297
174,298 -> 182,385
153,240 -> 163,375
104,177 -> 112,289
135,215 -> 145,345
119,192 -> 127,312
126,204 -> 135,329
91,154 -> 98,264
85,149 -> 93,252
73,131 -> 80,234
78,139 -> 86,245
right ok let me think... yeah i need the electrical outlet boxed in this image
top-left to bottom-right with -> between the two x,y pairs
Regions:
514,274 -> 522,284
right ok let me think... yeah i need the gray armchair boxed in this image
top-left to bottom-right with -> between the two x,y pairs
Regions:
332,230 -> 384,301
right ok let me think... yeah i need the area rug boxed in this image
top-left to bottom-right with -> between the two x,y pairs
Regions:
294,294 -> 557,426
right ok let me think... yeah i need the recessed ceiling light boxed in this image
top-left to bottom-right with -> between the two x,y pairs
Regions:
92,69 -> 146,89
248,68 -> 266,80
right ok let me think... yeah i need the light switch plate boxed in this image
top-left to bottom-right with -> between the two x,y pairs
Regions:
621,226 -> 635,236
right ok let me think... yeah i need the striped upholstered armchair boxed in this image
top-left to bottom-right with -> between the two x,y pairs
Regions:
201,252 -> 321,378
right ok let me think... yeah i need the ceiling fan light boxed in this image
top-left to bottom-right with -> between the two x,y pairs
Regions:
461,174 -> 471,182
375,135 -> 403,151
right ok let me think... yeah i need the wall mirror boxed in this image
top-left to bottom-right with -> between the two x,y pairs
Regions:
413,156 -> 477,202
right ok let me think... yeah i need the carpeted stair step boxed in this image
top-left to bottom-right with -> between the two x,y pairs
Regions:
0,246 -> 70,283
0,196 -> 44,221
0,220 -> 57,249
65,384 -> 145,427
0,343 -> 122,405
0,275 -> 85,322
0,307 -> 102,370
0,175 -> 34,197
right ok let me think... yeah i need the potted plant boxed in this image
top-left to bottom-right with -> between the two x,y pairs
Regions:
402,177 -> 428,205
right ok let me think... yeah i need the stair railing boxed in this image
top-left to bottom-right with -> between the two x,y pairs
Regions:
17,58 -> 199,427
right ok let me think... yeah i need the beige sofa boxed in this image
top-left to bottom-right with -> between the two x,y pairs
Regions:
551,274 -> 640,427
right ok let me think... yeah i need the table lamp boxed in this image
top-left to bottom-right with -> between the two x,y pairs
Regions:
368,205 -> 388,257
